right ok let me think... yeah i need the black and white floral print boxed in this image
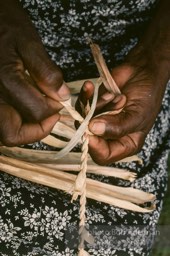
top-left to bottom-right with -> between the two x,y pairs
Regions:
0,1 -> 170,255
20,0 -> 158,81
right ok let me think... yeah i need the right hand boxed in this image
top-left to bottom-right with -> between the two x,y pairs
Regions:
0,0 -> 70,146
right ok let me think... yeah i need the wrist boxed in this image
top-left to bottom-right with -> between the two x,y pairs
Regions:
0,0 -> 26,20
125,0 -> 170,87
125,33 -> 170,92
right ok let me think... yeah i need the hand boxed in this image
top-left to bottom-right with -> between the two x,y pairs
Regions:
0,0 -> 70,146
76,60 -> 167,165
77,0 -> 170,165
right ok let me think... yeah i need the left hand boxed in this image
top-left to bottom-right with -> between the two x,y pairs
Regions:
76,61 -> 167,165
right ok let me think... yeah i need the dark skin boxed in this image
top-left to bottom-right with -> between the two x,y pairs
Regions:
0,0 -> 70,146
0,0 -> 170,165
77,0 -> 170,165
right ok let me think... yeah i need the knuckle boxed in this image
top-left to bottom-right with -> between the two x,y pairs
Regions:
30,111 -> 44,123
93,154 -> 115,166
22,98 -> 56,123
134,141 -> 143,153
105,124 -> 122,139
27,107 -> 49,123
122,137 -> 137,156
89,149 -> 110,166
1,134 -> 18,147
91,156 -> 106,166
127,132 -> 145,154
96,158 -> 108,166
134,133 -> 146,152
21,40 -> 63,88
0,123 -> 19,147
41,65 -> 63,88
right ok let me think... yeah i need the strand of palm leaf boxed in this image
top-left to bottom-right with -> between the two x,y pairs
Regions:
0,155 -> 155,212
77,131 -> 91,255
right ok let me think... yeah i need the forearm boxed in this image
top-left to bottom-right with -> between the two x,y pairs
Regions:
0,0 -> 28,24
0,0 -> 21,9
127,0 -> 170,85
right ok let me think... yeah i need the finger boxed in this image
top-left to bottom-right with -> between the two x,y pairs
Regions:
75,81 -> 95,116
0,70 -> 63,122
79,80 -> 95,103
88,105 -> 146,139
75,81 -> 125,115
18,36 -> 70,101
95,94 -> 126,115
0,103 -> 59,146
88,132 -> 145,165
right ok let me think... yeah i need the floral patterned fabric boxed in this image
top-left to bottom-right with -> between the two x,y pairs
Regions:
0,0 -> 170,255
20,0 -> 158,81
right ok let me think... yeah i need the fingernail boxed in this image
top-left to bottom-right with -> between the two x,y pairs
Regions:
57,83 -> 70,100
90,122 -> 106,135
101,92 -> 114,101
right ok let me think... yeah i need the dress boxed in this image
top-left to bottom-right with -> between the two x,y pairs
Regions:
0,1 -> 170,255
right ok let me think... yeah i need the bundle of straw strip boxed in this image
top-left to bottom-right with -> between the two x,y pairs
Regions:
0,42 -> 156,255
